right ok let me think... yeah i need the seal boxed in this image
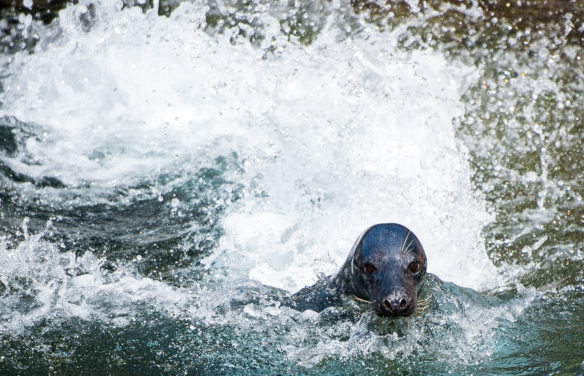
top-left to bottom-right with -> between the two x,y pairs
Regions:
287,223 -> 427,318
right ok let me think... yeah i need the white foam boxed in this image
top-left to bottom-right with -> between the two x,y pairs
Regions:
215,33 -> 498,291
0,220 -> 196,333
0,0 -> 499,301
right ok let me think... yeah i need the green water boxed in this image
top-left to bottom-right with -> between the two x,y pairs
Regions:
0,0 -> 583,374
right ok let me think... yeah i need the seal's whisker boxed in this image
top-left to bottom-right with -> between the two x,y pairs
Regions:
417,295 -> 431,306
414,295 -> 432,315
353,295 -> 371,304
400,231 -> 411,254
403,237 -> 417,256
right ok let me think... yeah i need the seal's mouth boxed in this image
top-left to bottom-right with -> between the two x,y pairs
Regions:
353,295 -> 431,318
373,302 -> 416,318
353,295 -> 414,318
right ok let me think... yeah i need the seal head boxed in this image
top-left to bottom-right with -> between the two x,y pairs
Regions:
336,223 -> 427,317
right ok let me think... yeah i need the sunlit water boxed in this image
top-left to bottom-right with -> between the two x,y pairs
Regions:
0,0 -> 582,374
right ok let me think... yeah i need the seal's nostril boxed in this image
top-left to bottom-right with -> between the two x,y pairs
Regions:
383,297 -> 409,313
381,295 -> 410,314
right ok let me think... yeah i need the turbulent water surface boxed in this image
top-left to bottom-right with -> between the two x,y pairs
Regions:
0,0 -> 582,374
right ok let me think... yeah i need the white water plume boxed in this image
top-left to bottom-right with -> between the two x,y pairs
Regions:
0,0 -> 500,307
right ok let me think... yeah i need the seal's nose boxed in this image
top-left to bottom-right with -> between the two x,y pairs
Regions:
382,292 -> 411,316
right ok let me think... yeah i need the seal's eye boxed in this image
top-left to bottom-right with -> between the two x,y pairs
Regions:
408,261 -> 421,274
363,263 -> 376,275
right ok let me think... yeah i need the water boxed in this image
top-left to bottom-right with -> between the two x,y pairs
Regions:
0,0 -> 582,374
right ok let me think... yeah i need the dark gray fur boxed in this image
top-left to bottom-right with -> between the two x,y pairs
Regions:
286,223 -> 427,318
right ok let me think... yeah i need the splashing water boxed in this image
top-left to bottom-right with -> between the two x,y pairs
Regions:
0,0 -> 497,290
0,0 -> 582,373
